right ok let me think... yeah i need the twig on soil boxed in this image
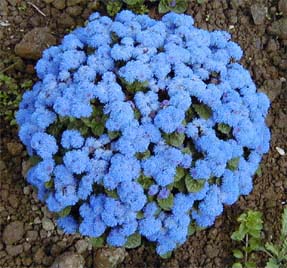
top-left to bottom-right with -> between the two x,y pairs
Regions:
27,2 -> 46,17
0,63 -> 17,74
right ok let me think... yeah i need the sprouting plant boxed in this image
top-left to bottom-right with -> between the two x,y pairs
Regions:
231,208 -> 287,268
0,73 -> 32,125
102,0 -> 190,16
231,210 -> 263,268
261,206 -> 287,268
158,0 -> 188,13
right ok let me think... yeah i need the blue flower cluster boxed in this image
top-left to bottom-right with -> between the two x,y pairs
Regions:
17,10 -> 270,256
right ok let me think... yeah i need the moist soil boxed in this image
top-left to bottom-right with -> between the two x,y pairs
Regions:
0,0 -> 286,267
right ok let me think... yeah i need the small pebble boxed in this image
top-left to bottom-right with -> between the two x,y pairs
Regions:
42,218 -> 55,231
276,146 -> 285,156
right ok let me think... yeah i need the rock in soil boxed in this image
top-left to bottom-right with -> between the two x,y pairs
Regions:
6,244 -> 23,257
6,142 -> 23,156
94,247 -> 127,268
50,252 -> 85,268
279,0 -> 287,16
250,4 -> 267,25
269,18 -> 287,40
259,79 -> 283,102
42,218 -> 55,231
53,0 -> 66,10
2,221 -> 24,245
75,239 -> 89,254
15,27 -> 56,60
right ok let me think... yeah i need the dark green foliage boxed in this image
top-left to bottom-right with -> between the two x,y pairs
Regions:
0,73 -> 32,125
158,0 -> 188,13
157,193 -> 174,211
90,236 -> 105,248
102,0 -> 189,16
57,206 -> 72,217
124,233 -> 142,248
163,132 -> 185,148
193,103 -> 212,119
185,174 -> 205,192
231,208 -> 287,268
227,157 -> 240,171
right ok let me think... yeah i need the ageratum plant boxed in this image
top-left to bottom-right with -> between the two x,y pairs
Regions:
17,11 -> 270,256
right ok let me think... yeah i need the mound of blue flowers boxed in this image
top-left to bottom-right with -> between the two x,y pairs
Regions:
17,10 -> 270,255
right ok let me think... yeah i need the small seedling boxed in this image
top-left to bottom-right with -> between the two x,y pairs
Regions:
231,210 -> 263,268
231,208 -> 287,268
261,207 -> 287,268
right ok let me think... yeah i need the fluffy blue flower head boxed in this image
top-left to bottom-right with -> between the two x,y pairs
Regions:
17,10 -> 270,256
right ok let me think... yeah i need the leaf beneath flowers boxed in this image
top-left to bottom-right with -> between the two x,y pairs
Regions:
193,104 -> 212,119
185,175 -> 205,193
57,206 -> 71,217
90,236 -> 105,248
157,194 -> 174,211
124,233 -> 141,249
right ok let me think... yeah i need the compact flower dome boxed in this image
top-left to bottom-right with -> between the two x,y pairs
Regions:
17,10 -> 270,255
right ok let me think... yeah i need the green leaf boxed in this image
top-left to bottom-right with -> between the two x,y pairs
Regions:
193,104 -> 212,119
158,0 -> 188,13
217,123 -> 231,135
188,223 -> 196,236
124,80 -> 149,93
136,150 -> 151,160
185,175 -> 205,193
255,166 -> 262,177
245,211 -> 263,239
159,251 -> 172,259
105,189 -> 118,199
91,123 -> 105,137
29,156 -> 42,166
107,0 -> 122,16
158,0 -> 170,13
232,249 -> 243,259
163,132 -> 185,148
57,206 -> 71,217
245,262 -> 256,268
281,206 -> 287,238
227,157 -> 240,171
248,229 -> 261,239
265,242 -> 279,257
174,178 -> 186,192
185,107 -> 196,121
173,0 -> 188,13
90,236 -> 105,248
108,131 -> 120,140
232,263 -> 243,268
175,167 -> 186,182
231,226 -> 247,242
123,0 -> 143,5
137,174 -> 153,190
281,239 -> 287,260
44,180 -> 53,189
157,194 -> 174,211
21,80 -> 33,89
136,211 -> 144,220
124,233 -> 141,249
265,259 -> 279,268
249,237 -> 261,251
182,147 -> 192,155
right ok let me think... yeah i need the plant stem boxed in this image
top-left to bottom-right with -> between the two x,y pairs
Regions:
245,234 -> 248,266
0,62 -> 17,74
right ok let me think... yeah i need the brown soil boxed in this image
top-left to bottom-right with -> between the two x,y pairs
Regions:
0,0 -> 286,268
